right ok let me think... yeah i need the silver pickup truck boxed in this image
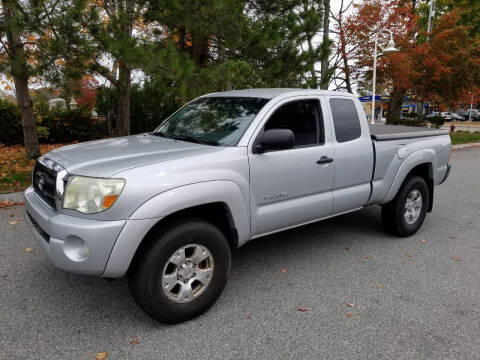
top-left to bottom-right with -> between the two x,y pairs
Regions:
24,88 -> 451,323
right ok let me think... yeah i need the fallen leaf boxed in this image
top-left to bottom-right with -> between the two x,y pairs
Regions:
452,256 -> 461,262
130,339 -> 139,345
95,352 -> 108,360
346,312 -> 353,317
0,200 -> 24,209
421,239 -> 426,243
9,220 -> 20,225
297,307 -> 308,312
9,214 -> 14,217
407,254 -> 413,258
25,248 -> 32,252
345,248 -> 350,250
347,303 -> 355,308
281,269 -> 287,273
364,256 -> 371,260
378,284 -> 384,289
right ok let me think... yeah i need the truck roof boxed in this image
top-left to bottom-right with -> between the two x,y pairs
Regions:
205,88 -> 354,100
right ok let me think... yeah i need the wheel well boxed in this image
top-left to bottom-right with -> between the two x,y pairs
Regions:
129,203 -> 239,272
407,163 -> 434,212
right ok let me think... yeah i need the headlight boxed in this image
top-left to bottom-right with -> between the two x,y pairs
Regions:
63,176 -> 125,214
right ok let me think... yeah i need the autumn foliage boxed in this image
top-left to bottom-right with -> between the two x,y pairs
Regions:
342,0 -> 480,122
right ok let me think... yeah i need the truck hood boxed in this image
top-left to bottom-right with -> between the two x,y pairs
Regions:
45,134 -> 223,177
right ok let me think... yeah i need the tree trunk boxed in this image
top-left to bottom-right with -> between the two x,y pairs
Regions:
386,87 -> 406,124
2,0 -> 41,159
320,0 -> 331,89
417,97 -> 424,123
191,34 -> 209,67
113,0 -> 134,136
15,76 -> 40,158
338,13 -> 352,93
116,62 -> 131,136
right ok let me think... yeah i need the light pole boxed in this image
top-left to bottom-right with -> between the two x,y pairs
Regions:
371,29 -> 399,124
469,91 -> 473,122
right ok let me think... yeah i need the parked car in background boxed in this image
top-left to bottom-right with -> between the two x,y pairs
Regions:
449,112 -> 465,121
456,110 -> 469,120
465,109 -> 480,121
440,112 -> 453,120
426,111 -> 441,118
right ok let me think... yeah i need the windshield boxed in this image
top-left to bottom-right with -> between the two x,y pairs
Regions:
154,97 -> 269,146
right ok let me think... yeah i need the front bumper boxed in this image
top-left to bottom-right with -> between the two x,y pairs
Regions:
24,186 -> 125,275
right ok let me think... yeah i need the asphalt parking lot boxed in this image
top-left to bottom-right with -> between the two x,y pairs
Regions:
1,147 -> 479,360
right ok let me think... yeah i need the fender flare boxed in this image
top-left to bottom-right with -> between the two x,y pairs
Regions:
103,181 -> 250,278
382,149 -> 437,204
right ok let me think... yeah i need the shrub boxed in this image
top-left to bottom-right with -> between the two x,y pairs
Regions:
0,99 -> 23,145
39,106 -> 108,143
391,116 -> 424,127
428,115 -> 445,129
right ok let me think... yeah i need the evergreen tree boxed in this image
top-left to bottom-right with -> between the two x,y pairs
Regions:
0,0 -> 86,158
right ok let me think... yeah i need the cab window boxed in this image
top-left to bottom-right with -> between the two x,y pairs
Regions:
264,100 -> 323,147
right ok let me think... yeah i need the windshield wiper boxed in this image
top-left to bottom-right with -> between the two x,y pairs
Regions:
155,132 -> 219,146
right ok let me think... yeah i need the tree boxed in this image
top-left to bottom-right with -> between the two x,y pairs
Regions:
0,0 -> 86,158
412,10 -> 480,107
80,0 -> 151,136
330,0 -> 355,92
340,0 -> 420,123
1,0 -> 40,158
319,0 -> 330,89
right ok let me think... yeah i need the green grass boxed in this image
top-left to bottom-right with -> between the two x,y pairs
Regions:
449,131 -> 480,145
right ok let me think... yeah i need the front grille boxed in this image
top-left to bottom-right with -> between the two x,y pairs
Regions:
33,159 -> 62,208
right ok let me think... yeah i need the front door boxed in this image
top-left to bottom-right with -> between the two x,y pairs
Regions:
248,97 -> 335,237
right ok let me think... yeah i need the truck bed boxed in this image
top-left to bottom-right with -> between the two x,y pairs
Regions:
369,124 -> 448,141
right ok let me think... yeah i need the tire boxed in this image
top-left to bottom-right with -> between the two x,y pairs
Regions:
381,176 -> 429,237
128,218 -> 231,324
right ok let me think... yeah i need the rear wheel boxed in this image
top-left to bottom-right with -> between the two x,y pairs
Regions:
128,218 -> 231,324
382,176 -> 429,237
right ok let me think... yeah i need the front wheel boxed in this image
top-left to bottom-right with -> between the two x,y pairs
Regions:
128,218 -> 231,324
382,176 -> 429,237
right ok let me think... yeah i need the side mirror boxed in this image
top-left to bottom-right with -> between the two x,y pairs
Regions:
255,129 -> 295,153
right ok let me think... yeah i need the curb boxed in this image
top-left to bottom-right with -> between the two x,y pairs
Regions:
452,143 -> 480,150
0,192 -> 24,202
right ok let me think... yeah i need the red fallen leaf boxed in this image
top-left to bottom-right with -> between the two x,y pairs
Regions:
281,269 -> 287,273
378,284 -> 384,289
452,256 -> 461,262
407,254 -> 413,258
297,307 -> 308,312
0,200 -> 24,208
9,214 -> 14,217
346,312 -> 353,317
347,303 -> 355,308
345,248 -> 350,250
130,339 -> 139,345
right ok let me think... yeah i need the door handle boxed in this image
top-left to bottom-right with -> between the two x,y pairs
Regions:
316,156 -> 334,165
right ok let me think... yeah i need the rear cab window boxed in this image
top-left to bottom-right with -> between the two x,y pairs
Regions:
329,98 -> 361,143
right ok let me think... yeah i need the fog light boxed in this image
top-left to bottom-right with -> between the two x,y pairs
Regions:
63,236 -> 89,262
